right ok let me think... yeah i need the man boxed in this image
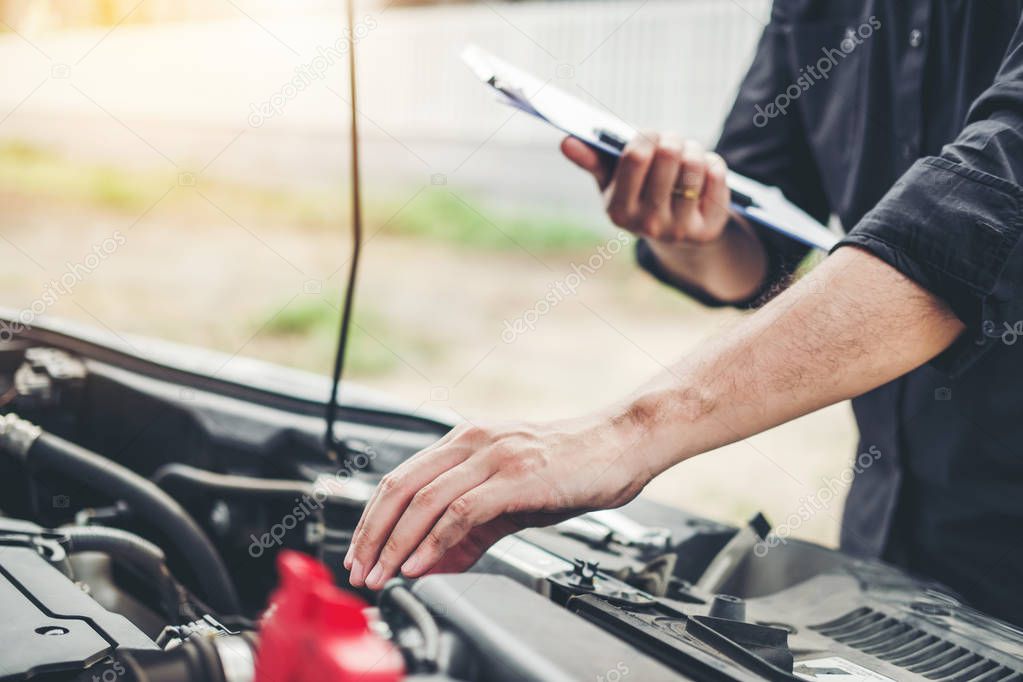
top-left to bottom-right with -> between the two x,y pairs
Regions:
347,1 -> 1023,624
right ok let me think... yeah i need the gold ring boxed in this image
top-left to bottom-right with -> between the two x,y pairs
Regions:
673,187 -> 700,200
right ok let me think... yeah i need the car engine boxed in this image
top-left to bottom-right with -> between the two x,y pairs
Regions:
0,324 -> 1021,682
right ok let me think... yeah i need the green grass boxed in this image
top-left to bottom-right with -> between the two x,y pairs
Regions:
0,140 -> 170,212
0,140 -> 602,254
265,299 -> 339,337
382,191 -> 602,251
260,298 -> 442,377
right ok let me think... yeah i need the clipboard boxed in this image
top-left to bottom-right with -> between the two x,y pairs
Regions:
461,45 -> 839,252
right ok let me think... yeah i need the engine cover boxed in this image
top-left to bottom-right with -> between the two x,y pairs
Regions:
0,531 -> 155,680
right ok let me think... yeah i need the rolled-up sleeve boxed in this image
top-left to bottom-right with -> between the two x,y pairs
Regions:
835,16 -> 1023,374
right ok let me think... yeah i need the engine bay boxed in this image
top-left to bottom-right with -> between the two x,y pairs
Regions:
1,322 -> 1021,682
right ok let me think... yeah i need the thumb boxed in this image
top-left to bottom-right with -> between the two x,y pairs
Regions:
561,137 -> 610,189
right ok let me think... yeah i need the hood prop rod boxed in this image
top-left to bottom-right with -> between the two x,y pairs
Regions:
324,0 -> 363,464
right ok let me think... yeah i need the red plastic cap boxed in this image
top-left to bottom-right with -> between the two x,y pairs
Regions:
255,551 -> 404,682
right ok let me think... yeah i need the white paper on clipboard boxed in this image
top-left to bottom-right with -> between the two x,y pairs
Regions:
461,45 -> 840,252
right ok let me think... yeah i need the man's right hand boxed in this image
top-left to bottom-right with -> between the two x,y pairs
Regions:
561,133 -> 768,303
560,132 -> 731,243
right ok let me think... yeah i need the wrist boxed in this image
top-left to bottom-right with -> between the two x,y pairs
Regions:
644,217 -> 768,303
603,381 -> 716,480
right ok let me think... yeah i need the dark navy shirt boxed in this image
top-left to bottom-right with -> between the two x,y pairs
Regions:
639,1 -> 1023,624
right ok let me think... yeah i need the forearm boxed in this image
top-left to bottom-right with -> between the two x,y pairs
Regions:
611,246 -> 965,476
645,216 -> 769,303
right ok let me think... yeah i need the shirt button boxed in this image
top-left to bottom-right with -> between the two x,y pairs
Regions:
909,29 -> 923,48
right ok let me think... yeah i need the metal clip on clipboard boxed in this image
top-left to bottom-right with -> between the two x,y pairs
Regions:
461,45 -> 840,252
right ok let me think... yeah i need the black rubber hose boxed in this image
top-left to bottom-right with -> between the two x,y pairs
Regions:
61,525 -> 185,618
152,463 -> 312,500
27,431 -> 240,614
63,524 -> 168,576
76,633 -> 259,682
381,581 -> 440,672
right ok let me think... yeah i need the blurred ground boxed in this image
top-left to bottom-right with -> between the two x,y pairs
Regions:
0,142 -> 858,547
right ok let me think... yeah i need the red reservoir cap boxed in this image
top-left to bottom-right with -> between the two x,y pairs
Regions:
255,551 -> 405,682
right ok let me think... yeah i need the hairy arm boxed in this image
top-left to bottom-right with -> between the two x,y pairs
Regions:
610,246 -> 963,474
345,246 -> 964,589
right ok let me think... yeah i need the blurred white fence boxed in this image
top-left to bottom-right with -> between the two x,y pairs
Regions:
355,0 -> 769,140
0,0 -> 770,210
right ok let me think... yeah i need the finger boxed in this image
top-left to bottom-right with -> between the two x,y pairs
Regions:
362,462 -> 495,590
347,442 -> 472,586
399,479 -> 513,578
344,425 -> 461,570
641,133 -> 683,231
421,516 -> 522,576
699,152 -> 731,242
604,132 -> 657,228
561,137 -> 610,189
672,140 -> 707,236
